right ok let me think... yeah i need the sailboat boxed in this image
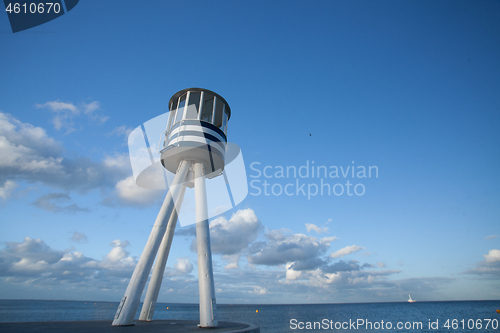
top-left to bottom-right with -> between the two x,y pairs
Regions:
408,294 -> 416,303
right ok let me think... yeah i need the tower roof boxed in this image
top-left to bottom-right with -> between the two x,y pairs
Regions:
169,88 -> 231,120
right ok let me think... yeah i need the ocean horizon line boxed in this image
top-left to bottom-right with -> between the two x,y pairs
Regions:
1,298 -> 498,305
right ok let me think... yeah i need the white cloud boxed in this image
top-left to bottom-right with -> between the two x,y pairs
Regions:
109,125 -> 134,144
36,101 -> 80,133
113,175 -> 165,206
208,209 -> 263,255
103,153 -> 132,174
174,258 -> 193,274
247,229 -> 336,268
32,192 -> 89,213
1,237 -> 63,267
0,207 -> 452,303
70,232 -> 88,243
222,254 -> 241,270
266,262 -> 407,303
105,240 -> 130,263
0,112 -> 149,209
0,132 -> 63,174
0,113 -> 59,154
322,260 -> 364,273
305,223 -> 328,234
0,180 -> 17,199
0,112 -> 130,193
252,287 -> 267,295
224,262 -> 239,270
463,249 -> 500,277
182,210 -> 342,273
36,100 -> 108,133
285,263 -> 302,280
82,101 -> 109,124
165,258 -> 194,277
215,267 -> 449,304
484,249 -> 500,263
184,209 -> 263,269
0,112 -> 62,173
0,232 -> 449,304
0,237 -> 137,284
38,101 -> 78,113
329,245 -> 365,259
485,235 -> 499,240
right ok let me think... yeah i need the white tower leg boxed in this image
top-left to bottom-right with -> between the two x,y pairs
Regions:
194,162 -> 218,328
139,183 -> 187,321
112,160 -> 191,326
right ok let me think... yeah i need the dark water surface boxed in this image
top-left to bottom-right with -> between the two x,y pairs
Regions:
0,299 -> 499,332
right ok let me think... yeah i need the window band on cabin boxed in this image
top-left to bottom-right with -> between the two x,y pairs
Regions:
161,88 -> 231,175
165,88 -> 230,139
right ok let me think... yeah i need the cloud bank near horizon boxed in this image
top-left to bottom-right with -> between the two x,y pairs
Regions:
1,207 -> 490,304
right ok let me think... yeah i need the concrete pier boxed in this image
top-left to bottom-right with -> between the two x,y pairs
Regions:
0,320 -> 260,333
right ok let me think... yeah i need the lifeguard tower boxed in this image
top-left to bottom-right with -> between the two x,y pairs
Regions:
112,88 -> 231,327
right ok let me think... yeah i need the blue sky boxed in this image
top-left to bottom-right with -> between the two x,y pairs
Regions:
0,1 -> 499,304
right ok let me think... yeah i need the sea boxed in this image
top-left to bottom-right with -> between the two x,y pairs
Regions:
0,300 -> 499,332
